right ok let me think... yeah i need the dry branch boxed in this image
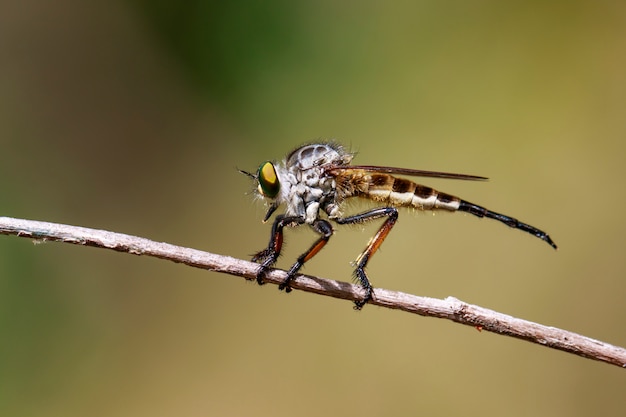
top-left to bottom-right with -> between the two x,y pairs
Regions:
0,216 -> 624,368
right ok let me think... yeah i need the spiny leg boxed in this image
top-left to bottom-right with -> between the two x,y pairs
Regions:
334,207 -> 399,309
458,201 -> 557,249
252,215 -> 305,285
279,219 -> 334,293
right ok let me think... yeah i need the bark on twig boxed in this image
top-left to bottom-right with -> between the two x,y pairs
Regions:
0,216 -> 624,368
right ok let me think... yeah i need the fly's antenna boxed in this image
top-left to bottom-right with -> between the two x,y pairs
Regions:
238,168 -> 257,180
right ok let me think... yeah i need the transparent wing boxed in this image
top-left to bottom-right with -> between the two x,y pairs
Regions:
337,165 -> 488,181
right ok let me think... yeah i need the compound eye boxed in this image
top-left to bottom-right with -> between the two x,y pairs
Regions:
257,161 -> 280,198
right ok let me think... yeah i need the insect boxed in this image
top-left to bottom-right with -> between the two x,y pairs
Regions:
240,142 -> 557,309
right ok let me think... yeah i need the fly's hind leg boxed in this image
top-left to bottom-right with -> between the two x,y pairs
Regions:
334,207 -> 399,309
252,215 -> 304,285
279,219 -> 334,293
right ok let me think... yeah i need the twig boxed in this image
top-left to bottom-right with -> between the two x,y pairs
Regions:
0,216 -> 624,368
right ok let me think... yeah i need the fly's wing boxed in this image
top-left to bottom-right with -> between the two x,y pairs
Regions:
334,165 -> 488,181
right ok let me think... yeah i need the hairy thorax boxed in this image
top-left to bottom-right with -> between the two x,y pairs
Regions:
280,143 -> 353,223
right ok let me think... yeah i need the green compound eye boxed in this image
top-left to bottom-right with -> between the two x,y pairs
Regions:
257,161 -> 280,198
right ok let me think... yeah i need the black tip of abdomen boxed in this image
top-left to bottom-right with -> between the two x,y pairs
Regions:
458,200 -> 557,250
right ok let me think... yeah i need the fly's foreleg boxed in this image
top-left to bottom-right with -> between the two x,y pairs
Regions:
334,207 -> 399,309
252,215 -> 304,285
279,219 -> 334,293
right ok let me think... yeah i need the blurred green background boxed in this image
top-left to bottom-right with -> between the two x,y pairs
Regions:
1,1 -> 625,416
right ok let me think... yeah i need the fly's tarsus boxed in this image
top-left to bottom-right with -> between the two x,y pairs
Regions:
353,267 -> 373,310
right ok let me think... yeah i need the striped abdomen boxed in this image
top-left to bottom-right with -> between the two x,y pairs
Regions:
363,173 -> 461,211
333,169 -> 557,249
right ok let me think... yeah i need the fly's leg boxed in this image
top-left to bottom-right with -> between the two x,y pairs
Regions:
252,215 -> 304,285
280,219 -> 334,293
334,207 -> 399,310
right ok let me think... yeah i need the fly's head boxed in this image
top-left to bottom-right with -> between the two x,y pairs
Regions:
239,160 -> 285,222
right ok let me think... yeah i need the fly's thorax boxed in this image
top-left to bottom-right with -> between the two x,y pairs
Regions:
282,164 -> 338,223
285,142 -> 352,172
279,143 -> 351,224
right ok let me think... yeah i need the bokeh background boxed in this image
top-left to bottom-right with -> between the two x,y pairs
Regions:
1,1 -> 625,416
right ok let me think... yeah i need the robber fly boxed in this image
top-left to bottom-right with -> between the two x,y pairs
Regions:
240,142 -> 556,309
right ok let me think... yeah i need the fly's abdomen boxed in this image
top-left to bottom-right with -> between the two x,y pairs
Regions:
365,174 -> 461,211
